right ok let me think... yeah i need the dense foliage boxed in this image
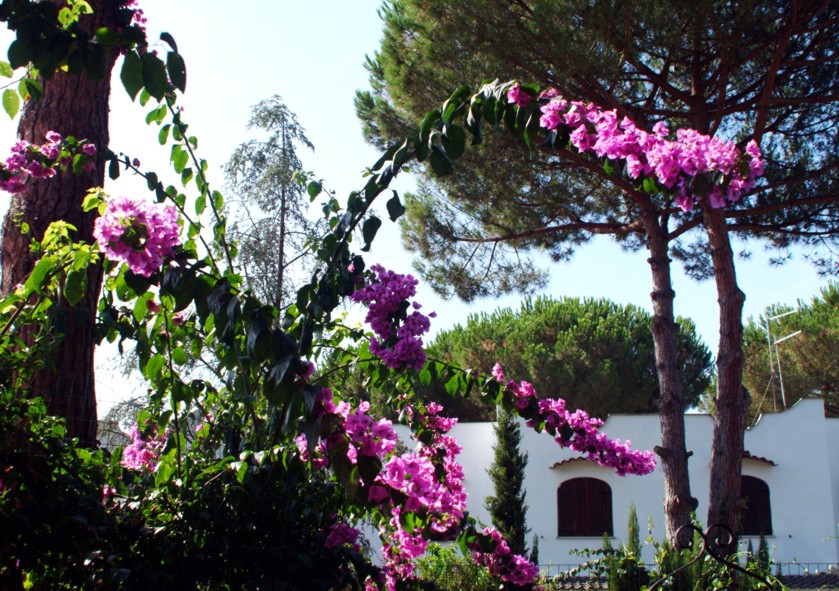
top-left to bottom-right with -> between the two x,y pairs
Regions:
415,544 -> 500,591
358,0 -> 838,293
426,296 -> 712,420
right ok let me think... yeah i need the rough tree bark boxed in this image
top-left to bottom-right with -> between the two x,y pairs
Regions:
704,205 -> 750,546
0,0 -> 118,444
643,206 -> 699,541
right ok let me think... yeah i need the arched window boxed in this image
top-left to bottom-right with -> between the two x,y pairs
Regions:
557,477 -> 613,537
741,476 -> 772,535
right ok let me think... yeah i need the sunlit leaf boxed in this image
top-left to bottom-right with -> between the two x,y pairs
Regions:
2,89 -> 19,119
120,51 -> 143,101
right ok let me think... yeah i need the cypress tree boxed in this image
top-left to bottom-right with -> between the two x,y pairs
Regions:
485,409 -> 529,556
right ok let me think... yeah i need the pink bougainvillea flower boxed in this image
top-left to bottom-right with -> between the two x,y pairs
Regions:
0,132 -> 85,193
93,195 -> 181,277
324,522 -> 361,552
121,422 -> 166,472
351,264 -> 435,371
507,83 -> 531,108
516,88 -> 765,212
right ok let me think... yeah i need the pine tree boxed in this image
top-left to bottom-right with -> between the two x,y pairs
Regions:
485,409 -> 529,556
358,0 -> 839,543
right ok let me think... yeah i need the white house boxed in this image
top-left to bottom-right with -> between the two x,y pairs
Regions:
418,399 -> 839,567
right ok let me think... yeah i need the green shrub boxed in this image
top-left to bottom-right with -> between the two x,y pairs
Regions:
414,544 -> 501,591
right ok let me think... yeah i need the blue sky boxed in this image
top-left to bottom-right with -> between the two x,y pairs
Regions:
0,1 -> 830,412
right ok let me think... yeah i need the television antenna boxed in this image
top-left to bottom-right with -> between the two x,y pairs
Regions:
762,309 -> 801,411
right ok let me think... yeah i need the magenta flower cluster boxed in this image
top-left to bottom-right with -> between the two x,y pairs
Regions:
507,83 -> 765,212
350,264 -> 436,371
93,195 -> 181,277
0,132 -> 96,194
121,422 -> 166,472
297,388 -> 399,470
471,527 -> 540,587
376,403 -> 469,590
299,391 -> 474,590
493,363 -> 656,476
324,522 -> 361,552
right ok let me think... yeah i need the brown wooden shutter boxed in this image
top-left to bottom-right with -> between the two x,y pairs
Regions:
741,476 -> 772,535
557,478 -> 613,536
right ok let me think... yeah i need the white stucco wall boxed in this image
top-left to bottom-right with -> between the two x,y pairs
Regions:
742,400 -> 838,563
824,416 -> 839,555
394,399 -> 839,567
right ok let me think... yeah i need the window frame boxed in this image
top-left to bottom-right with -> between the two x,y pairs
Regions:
740,475 -> 773,536
557,477 -> 614,537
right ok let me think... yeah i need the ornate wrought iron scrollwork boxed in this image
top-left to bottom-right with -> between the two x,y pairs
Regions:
648,524 -> 779,590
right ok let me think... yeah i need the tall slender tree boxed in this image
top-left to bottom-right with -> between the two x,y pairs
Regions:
485,409 -> 529,557
357,0 -> 838,541
224,96 -> 324,312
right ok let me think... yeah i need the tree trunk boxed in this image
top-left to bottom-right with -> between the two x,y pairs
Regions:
275,126 -> 288,311
704,204 -> 749,550
0,0 -> 118,444
643,209 -> 698,542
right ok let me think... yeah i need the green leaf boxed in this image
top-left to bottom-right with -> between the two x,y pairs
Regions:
159,32 -> 179,53
212,190 -> 224,211
7,40 -> 28,70
132,297 -> 147,322
265,355 -> 294,403
429,147 -> 454,176
146,171 -> 159,191
71,154 -> 85,175
419,109 -> 441,143
386,191 -> 406,222
642,177 -> 659,195
63,269 -> 87,305
170,145 -> 189,173
172,346 -> 187,365
246,317 -> 271,362
93,27 -> 119,46
181,167 -> 193,186
415,140 -> 430,162
25,257 -> 56,293
0,61 -> 13,78
120,51 -> 143,101
158,124 -> 171,145
307,181 -> 322,200
143,353 -> 166,381
2,89 -> 19,119
361,216 -> 382,251
142,53 -> 168,101
166,52 -> 186,92
20,78 -> 42,102
482,97 -> 499,126
195,193 -> 206,215
82,192 -> 103,212
108,157 -> 120,180
442,124 -> 467,160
